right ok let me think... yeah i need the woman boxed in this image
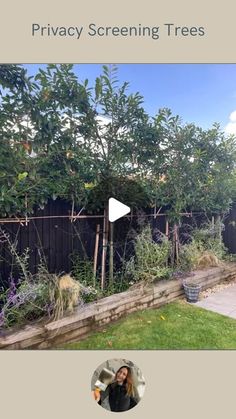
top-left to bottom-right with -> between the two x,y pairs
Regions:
96,365 -> 138,412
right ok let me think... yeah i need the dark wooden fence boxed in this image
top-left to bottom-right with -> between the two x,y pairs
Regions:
0,198 -> 235,287
222,206 -> 236,254
0,200 -> 100,286
0,199 -> 167,286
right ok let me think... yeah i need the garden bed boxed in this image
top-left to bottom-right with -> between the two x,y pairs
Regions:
0,263 -> 236,349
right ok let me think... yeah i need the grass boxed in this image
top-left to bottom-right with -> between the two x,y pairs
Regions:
60,301 -> 236,350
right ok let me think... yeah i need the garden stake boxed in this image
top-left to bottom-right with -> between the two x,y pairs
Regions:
165,219 -> 169,237
101,208 -> 109,290
109,222 -> 114,286
93,224 -> 100,286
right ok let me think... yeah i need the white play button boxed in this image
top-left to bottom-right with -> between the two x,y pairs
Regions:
108,198 -> 130,222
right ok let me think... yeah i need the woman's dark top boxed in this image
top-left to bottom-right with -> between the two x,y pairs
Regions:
99,382 -> 137,412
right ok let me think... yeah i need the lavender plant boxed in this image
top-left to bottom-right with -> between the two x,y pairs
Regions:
0,228 -> 97,329
0,275 -> 49,327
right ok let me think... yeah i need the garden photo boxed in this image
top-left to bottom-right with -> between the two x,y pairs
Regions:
1,64 -> 236,349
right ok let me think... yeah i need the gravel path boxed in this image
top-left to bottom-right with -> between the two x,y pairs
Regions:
199,276 -> 236,300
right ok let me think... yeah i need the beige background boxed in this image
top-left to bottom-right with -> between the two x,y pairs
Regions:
0,0 -> 236,62
1,351 -> 236,418
1,1 -> 236,418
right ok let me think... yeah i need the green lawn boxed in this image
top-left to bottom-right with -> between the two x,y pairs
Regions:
60,301 -> 236,350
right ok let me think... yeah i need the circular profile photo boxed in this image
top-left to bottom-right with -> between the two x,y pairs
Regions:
91,358 -> 145,412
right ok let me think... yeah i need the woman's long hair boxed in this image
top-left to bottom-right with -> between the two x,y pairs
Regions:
115,366 -> 135,397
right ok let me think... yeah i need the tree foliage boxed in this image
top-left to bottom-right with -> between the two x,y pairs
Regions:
0,64 -> 235,219
150,109 -> 236,219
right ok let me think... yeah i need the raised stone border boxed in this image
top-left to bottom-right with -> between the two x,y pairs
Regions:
1,263 -> 236,349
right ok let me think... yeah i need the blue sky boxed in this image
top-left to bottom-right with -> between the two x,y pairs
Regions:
23,64 -> 236,132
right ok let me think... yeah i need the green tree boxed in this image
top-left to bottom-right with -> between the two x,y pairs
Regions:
0,65 -> 36,216
79,65 -> 152,286
150,108 -> 236,263
0,65 -> 29,92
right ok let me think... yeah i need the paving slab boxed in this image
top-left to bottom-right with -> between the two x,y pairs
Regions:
195,284 -> 236,319
228,309 -> 236,319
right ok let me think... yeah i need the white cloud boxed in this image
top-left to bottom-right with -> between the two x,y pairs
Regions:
229,110 -> 236,122
225,110 -> 236,134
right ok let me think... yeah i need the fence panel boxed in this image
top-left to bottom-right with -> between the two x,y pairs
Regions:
1,199 -> 236,287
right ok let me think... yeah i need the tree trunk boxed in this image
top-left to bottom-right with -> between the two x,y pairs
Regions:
109,222 -> 114,286
101,207 -> 109,290
175,224 -> 179,264
93,224 -> 100,287
165,219 -> 169,237
215,214 -> 222,242
171,222 -> 180,266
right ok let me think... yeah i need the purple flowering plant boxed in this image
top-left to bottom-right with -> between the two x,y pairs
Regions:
0,275 -> 50,328
0,231 -> 94,330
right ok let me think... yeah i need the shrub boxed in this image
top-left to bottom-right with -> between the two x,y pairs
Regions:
0,275 -> 50,328
0,231 -> 98,328
0,269 -> 99,329
193,221 -> 226,260
124,225 -> 172,282
70,253 -> 100,302
179,239 -> 204,271
179,221 -> 227,271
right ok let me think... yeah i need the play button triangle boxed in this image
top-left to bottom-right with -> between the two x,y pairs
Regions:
108,198 -> 130,222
